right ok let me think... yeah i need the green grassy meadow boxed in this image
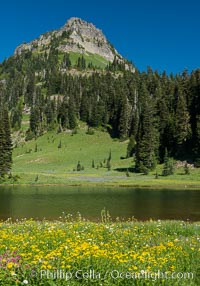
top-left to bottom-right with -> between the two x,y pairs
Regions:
11,126 -> 131,185
58,51 -> 108,69
69,52 -> 108,69
4,119 -> 200,188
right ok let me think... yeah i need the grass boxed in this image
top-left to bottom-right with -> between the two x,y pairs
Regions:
20,113 -> 30,132
4,120 -> 200,188
12,128 -> 128,170
0,219 -> 199,285
67,52 -> 108,69
10,122 -> 132,185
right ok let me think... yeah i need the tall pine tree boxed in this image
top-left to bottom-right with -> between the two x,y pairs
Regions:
135,83 -> 158,173
175,87 -> 191,157
0,108 -> 12,176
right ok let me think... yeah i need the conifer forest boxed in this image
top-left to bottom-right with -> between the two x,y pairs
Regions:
0,43 -> 200,176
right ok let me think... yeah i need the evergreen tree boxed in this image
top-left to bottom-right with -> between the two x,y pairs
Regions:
189,70 -> 200,161
92,160 -> 95,168
34,143 -> 38,152
45,98 -> 56,129
62,53 -> 71,69
0,108 -> 12,176
30,106 -> 40,136
126,169 -> 130,177
25,71 -> 35,105
2,109 -> 12,174
135,84 -> 158,172
126,135 -> 136,158
68,97 -> 77,129
0,118 -> 6,176
107,159 -> 111,171
108,149 -> 112,161
81,56 -> 86,69
77,56 -> 86,70
77,161 -> 81,171
58,140 -> 62,149
175,88 -> 191,156
193,115 -> 200,163
11,97 -> 23,130
162,149 -> 175,176
157,88 -> 171,161
118,98 -> 129,139
57,100 -> 69,129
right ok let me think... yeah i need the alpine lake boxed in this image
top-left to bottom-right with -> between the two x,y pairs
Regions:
0,186 -> 200,221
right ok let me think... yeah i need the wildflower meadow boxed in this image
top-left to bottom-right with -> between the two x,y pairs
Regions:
0,216 -> 199,285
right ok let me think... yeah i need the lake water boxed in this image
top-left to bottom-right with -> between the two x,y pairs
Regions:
0,186 -> 199,221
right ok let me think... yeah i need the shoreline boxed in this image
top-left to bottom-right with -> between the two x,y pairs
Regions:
1,181 -> 200,190
1,170 -> 200,189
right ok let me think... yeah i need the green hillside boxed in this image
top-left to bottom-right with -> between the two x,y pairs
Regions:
68,52 -> 109,69
57,51 -> 109,69
5,118 -> 200,187
11,123 -> 133,185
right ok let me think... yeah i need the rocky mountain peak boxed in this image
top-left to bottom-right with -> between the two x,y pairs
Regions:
64,17 -> 91,29
14,17 -> 134,71
55,17 -> 119,62
61,17 -> 105,40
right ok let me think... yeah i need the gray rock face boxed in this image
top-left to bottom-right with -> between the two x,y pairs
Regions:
14,17 -> 122,62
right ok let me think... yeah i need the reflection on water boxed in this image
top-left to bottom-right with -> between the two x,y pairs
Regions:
0,186 -> 199,221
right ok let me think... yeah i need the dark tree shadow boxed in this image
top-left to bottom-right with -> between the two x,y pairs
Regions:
114,167 -> 135,173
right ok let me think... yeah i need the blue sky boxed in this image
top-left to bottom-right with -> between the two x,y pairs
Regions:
0,0 -> 199,74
